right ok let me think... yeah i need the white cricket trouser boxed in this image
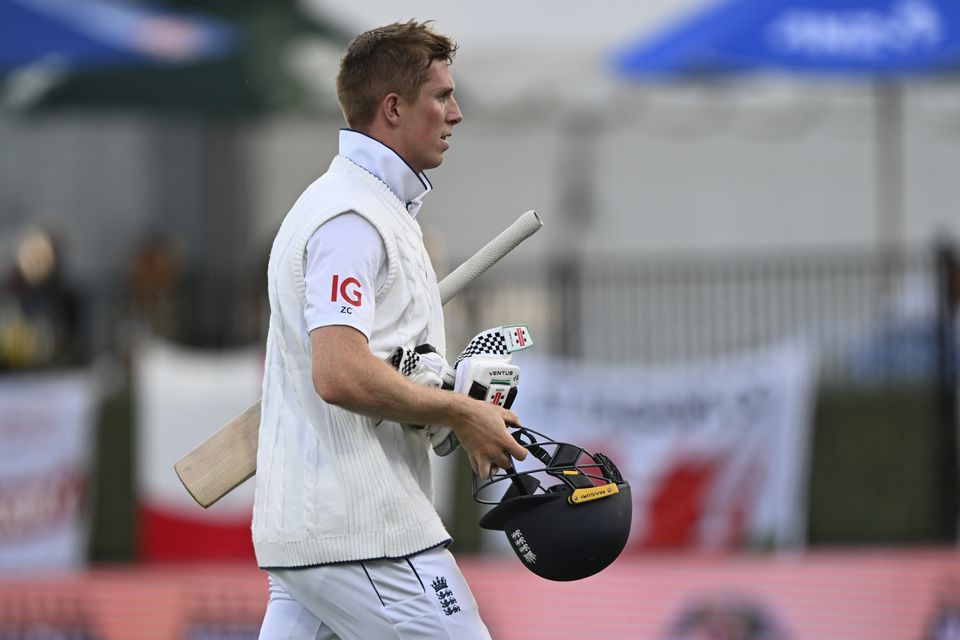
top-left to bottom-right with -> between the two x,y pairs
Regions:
258,546 -> 492,639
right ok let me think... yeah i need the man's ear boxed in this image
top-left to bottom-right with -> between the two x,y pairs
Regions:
382,93 -> 402,127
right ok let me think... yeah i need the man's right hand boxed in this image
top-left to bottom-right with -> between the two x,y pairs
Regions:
449,399 -> 526,480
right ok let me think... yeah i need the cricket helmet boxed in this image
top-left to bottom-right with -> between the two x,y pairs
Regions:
473,426 -> 632,581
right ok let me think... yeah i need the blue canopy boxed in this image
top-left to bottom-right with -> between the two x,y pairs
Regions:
0,0 -> 238,73
613,0 -> 960,80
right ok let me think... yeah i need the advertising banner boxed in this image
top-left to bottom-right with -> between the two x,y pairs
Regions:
1,551 -> 959,639
0,372 -> 97,570
509,342 -> 817,550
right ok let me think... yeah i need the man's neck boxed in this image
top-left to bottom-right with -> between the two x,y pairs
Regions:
338,129 -> 432,217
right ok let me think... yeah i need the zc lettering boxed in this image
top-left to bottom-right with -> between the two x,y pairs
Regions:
330,275 -> 362,307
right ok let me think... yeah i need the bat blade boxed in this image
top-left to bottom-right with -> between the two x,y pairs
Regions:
173,400 -> 260,508
174,210 -> 542,508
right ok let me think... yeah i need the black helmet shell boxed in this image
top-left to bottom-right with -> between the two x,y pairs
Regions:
475,426 -> 632,582
484,484 -> 632,581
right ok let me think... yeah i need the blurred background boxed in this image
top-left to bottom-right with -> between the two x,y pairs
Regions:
1,0 -> 960,638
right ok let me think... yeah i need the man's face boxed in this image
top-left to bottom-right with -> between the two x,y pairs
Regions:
394,59 -> 463,173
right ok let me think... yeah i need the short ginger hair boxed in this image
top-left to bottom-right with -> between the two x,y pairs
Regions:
336,20 -> 458,130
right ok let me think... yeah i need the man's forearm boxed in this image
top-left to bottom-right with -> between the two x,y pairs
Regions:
325,350 -> 470,426
310,326 -> 469,427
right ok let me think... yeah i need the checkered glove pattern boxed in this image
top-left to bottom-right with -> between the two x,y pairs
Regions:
388,347 -> 424,378
386,345 -> 455,390
454,329 -> 509,368
454,325 -> 534,370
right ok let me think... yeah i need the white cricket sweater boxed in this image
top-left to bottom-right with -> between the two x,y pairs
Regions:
252,155 -> 450,567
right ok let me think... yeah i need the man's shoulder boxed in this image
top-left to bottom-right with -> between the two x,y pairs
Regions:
316,211 -> 381,245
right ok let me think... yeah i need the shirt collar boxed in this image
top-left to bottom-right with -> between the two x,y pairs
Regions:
338,129 -> 433,218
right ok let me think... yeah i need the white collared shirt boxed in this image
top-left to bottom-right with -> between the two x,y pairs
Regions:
338,129 -> 432,217
302,130 -> 432,338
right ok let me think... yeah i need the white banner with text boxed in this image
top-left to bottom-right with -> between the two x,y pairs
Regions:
507,342 -> 817,550
0,372 -> 97,570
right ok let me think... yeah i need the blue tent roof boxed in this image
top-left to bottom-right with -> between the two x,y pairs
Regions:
0,0 -> 238,73
612,0 -> 960,80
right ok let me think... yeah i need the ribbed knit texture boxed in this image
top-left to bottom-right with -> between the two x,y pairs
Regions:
252,156 -> 449,567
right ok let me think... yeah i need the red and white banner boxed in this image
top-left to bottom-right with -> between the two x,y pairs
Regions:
134,338 -> 262,561
1,550 -> 958,639
0,372 -> 97,570
508,342 -> 816,550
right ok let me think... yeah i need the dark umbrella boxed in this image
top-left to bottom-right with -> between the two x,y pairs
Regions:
21,0 -> 349,116
0,0 -> 237,72
0,0 -> 239,109
611,0 -> 960,250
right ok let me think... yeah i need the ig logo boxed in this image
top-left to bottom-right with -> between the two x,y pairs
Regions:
330,274 -> 362,308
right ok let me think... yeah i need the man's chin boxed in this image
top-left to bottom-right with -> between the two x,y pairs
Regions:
423,155 -> 445,171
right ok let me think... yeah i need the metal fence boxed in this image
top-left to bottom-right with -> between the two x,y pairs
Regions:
449,244 -> 954,384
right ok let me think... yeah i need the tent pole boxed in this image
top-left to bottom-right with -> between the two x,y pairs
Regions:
875,82 -> 904,282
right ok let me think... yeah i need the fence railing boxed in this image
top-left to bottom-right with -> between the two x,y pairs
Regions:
447,245 -> 953,383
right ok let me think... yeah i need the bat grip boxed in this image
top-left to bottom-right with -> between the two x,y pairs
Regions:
438,210 -> 542,305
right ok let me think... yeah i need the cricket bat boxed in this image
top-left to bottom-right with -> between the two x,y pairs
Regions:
175,210 -> 543,508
